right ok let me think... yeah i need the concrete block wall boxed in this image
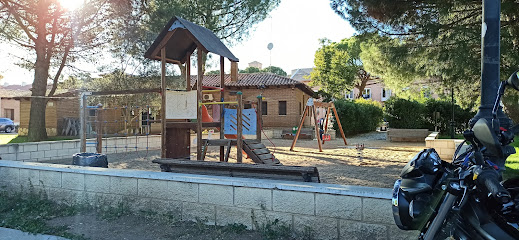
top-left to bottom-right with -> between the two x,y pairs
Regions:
0,135 -> 161,162
425,132 -> 465,160
0,160 -> 418,240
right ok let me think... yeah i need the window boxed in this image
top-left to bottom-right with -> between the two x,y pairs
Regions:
278,101 -> 287,115
381,88 -> 391,101
362,88 -> 371,99
345,91 -> 354,99
4,109 -> 14,120
261,101 -> 267,115
244,103 -> 252,109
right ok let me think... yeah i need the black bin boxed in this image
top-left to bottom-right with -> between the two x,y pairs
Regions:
72,153 -> 108,168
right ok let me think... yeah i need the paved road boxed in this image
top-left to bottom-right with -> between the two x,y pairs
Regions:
0,227 -> 68,240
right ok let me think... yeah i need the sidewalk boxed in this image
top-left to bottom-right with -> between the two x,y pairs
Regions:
0,227 -> 68,240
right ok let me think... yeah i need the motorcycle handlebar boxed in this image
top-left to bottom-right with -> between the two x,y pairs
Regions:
476,168 -> 511,204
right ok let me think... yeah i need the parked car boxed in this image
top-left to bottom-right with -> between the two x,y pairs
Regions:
0,118 -> 15,133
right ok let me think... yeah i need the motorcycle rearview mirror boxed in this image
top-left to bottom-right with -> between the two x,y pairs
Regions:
473,118 -> 504,158
506,70 -> 519,91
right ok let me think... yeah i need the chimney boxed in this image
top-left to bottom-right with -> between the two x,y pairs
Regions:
231,61 -> 238,82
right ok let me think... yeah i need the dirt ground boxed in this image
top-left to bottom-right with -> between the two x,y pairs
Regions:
47,132 -> 425,188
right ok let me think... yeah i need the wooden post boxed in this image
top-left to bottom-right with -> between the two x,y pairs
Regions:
236,92 -> 243,163
219,56 -> 225,161
196,50 -> 203,160
290,105 -> 308,151
312,105 -> 323,152
160,48 -> 167,158
256,95 -> 262,141
322,107 -> 330,144
331,103 -> 348,145
79,92 -> 87,152
186,54 -> 191,90
96,106 -> 103,153
231,61 -> 238,82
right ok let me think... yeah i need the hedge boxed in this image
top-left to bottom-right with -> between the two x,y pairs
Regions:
333,98 -> 384,135
384,97 -> 475,133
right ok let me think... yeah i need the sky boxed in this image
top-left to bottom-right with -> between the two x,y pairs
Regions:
0,0 -> 355,86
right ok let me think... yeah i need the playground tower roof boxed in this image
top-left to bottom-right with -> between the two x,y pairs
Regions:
144,16 -> 239,63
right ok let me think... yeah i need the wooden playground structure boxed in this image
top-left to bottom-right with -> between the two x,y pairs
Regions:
290,100 -> 348,152
144,16 -> 319,182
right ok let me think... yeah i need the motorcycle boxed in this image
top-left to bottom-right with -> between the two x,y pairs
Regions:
392,71 -> 519,240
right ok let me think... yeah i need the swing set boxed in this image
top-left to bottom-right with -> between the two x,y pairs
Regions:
290,99 -> 348,152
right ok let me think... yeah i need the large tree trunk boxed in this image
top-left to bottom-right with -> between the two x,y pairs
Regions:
355,70 -> 370,99
27,43 -> 50,142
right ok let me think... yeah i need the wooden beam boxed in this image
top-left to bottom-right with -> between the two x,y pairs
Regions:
161,48 -> 167,158
220,56 -> 225,162
150,29 -> 177,60
186,53 -> 191,90
197,49 -> 203,160
90,88 -> 161,96
290,105 -> 308,151
231,62 -> 238,82
236,92 -> 243,163
96,108 -> 103,153
332,103 -> 348,145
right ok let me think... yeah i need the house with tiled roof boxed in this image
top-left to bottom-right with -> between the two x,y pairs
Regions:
192,72 -> 314,127
0,88 -> 31,126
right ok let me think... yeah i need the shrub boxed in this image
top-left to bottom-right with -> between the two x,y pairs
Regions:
333,99 -> 383,135
383,97 -> 475,133
422,99 -> 474,133
384,97 -> 427,129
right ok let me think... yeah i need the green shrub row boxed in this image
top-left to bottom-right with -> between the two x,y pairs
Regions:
332,98 -> 384,135
384,97 -> 475,133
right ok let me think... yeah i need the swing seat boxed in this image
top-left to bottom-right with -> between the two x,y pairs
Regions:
322,134 -> 331,141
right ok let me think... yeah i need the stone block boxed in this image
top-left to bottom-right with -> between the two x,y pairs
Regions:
23,144 -> 38,152
362,198 -> 393,224
388,225 -> 419,240
85,174 -> 111,193
234,187 -> 272,210
137,179 -> 169,199
167,181 -> 198,202
199,184 -> 233,206
38,143 -> 51,151
7,145 -> 19,154
316,194 -> 362,220
0,167 -> 20,183
17,152 -> 31,161
251,209 -> 293,231
44,149 -> 58,158
110,177 -> 138,196
340,220 -> 387,240
39,170 -> 62,188
31,151 -> 43,160
182,202 -> 216,225
273,190 -> 314,215
19,169 -> 39,187
1,153 -> 16,160
293,214 -> 338,240
0,146 -> 9,154
62,172 -> 85,191
216,206 -> 253,229
62,142 -> 76,149
50,142 -> 63,150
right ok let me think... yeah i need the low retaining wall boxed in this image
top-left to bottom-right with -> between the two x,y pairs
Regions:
387,129 -> 431,142
0,160 -> 418,240
0,135 -> 161,162
425,132 -> 465,160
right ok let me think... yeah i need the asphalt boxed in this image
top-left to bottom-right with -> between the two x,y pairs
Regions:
0,227 -> 68,240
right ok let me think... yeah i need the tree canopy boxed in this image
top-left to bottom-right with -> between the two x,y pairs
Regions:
239,67 -> 261,73
330,0 -> 519,111
310,36 -> 371,99
262,66 -> 287,76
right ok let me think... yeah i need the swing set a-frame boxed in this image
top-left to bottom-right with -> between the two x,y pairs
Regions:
290,99 -> 347,152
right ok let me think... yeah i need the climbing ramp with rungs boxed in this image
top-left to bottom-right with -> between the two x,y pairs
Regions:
242,139 -> 280,165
